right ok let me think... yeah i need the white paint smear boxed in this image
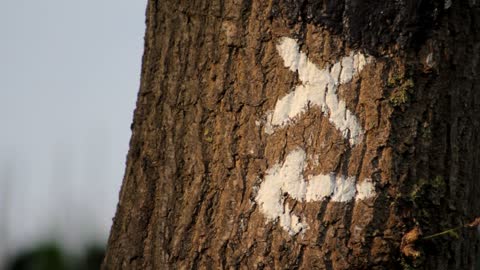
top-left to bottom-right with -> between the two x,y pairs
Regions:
305,173 -> 335,201
255,149 -> 308,235
355,178 -> 376,200
279,203 -> 309,236
255,148 -> 376,235
264,112 -> 274,135
269,37 -> 372,145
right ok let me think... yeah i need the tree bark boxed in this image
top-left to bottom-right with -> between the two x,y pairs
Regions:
103,0 -> 480,269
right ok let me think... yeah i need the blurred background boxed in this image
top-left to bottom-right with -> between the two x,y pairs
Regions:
0,0 -> 147,269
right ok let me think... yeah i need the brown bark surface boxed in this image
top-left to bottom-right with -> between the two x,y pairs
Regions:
103,0 -> 480,269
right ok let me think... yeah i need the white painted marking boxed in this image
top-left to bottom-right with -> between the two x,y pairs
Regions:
331,175 -> 357,202
264,112 -> 274,135
255,148 -> 376,235
309,154 -> 320,166
306,173 -> 335,201
279,203 -> 309,235
270,37 -> 371,146
255,149 -> 308,235
355,179 -> 376,200
255,37 -> 377,235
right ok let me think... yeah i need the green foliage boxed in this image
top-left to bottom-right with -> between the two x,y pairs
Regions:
446,230 -> 460,239
6,242 -> 105,270
7,242 -> 67,270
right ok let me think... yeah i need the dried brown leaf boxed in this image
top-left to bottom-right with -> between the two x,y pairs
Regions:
401,226 -> 422,258
466,217 -> 480,228
402,244 -> 421,258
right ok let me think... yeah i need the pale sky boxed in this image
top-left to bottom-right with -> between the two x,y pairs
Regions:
0,0 -> 147,258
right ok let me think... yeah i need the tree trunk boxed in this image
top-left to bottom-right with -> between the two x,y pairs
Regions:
103,0 -> 480,269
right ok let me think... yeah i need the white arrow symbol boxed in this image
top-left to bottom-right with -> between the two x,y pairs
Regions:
256,37 -> 376,235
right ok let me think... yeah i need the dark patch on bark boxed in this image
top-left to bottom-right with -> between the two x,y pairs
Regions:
273,0 -> 446,55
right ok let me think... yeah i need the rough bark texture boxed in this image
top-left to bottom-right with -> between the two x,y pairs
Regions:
103,0 -> 480,269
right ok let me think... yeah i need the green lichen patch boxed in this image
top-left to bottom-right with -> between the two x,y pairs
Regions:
387,72 -> 415,107
389,88 -> 409,106
203,128 -> 214,143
